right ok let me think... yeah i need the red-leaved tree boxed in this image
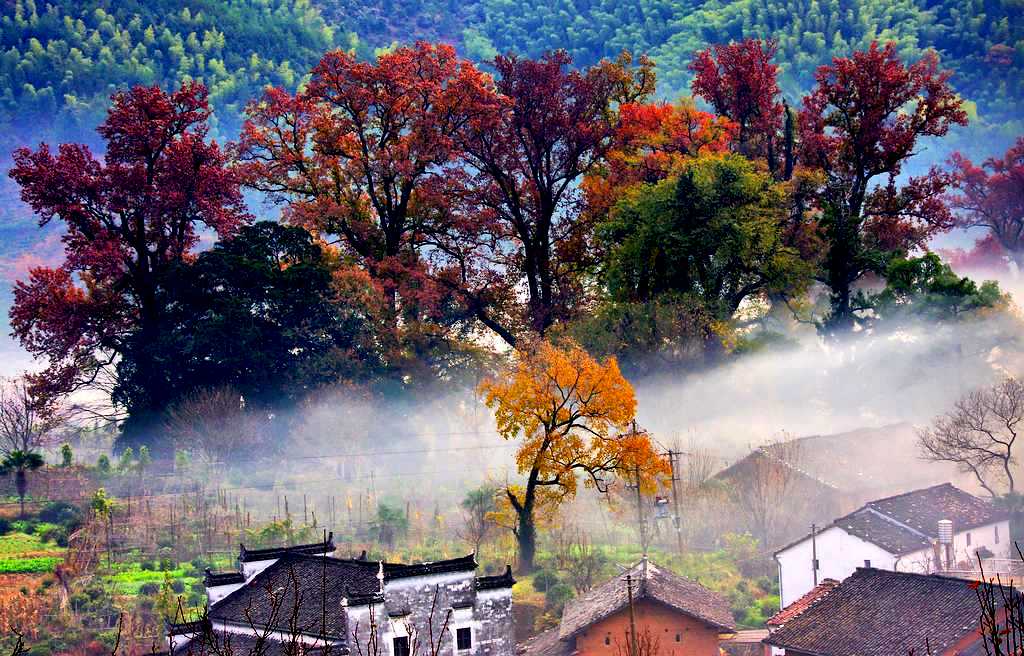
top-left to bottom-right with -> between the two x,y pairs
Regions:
799,42 -> 967,333
237,43 -> 500,373
459,51 -> 655,343
8,82 -> 248,431
690,38 -> 784,174
949,137 -> 1024,270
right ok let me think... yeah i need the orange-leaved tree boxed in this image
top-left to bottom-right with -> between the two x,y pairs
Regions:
479,340 -> 668,572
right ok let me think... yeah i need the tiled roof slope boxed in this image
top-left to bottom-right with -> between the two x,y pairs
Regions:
835,508 -> 932,555
867,483 -> 1003,535
766,578 -> 838,627
778,483 -> 1005,556
558,559 -> 734,640
516,627 -> 575,656
209,553 -> 380,639
766,568 -> 998,655
169,631 -> 332,655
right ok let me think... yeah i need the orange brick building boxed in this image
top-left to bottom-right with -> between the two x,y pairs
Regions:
519,558 -> 735,656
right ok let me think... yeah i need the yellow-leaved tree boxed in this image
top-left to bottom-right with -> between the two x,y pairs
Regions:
480,340 -> 668,572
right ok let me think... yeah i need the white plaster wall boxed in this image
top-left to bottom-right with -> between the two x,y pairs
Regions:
776,526 -> 896,607
207,582 -> 245,604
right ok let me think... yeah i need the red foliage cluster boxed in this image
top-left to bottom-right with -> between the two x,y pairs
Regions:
690,39 -> 782,161
237,42 -> 499,338
8,82 -> 248,398
949,137 -> 1024,269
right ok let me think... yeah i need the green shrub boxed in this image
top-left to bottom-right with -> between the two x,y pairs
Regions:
36,523 -> 66,545
532,569 -> 560,592
544,582 -> 575,615
138,583 -> 160,596
38,501 -> 84,531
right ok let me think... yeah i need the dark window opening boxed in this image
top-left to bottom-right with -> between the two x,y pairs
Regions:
675,632 -> 681,642
813,558 -> 819,570
457,628 -> 472,650
393,636 -> 410,656
864,559 -> 871,568
605,635 -> 611,645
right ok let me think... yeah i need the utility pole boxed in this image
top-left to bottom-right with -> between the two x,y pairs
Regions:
631,463 -> 648,554
626,574 -> 639,656
666,449 -> 684,554
811,523 -> 819,586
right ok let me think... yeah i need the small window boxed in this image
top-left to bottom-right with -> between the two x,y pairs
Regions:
813,558 -> 820,570
393,636 -> 410,656
675,632 -> 681,642
996,525 -> 1001,544
605,634 -> 611,646
456,628 -> 472,650
864,559 -> 871,568
967,532 -> 972,546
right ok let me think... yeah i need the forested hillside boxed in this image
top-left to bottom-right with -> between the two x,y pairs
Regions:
0,0 -> 350,144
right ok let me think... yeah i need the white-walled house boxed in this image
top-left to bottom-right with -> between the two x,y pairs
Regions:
774,483 -> 1009,609
166,536 -> 516,656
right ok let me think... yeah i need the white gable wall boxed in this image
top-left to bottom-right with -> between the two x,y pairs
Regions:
776,526 -> 896,608
777,519 -> 1012,608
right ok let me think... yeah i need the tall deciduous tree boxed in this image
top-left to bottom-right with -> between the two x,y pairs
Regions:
689,39 -> 785,175
237,42 -> 499,377
460,51 -> 655,344
799,42 -> 967,334
919,378 -> 1024,497
597,154 -> 812,330
949,137 -> 1024,270
479,340 -> 667,572
150,221 -> 384,414
8,82 -> 248,444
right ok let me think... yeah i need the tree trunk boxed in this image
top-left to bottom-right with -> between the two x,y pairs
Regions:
16,469 -> 27,518
517,510 -> 537,574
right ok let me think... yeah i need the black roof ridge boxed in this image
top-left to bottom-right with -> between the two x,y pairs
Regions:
166,618 -> 210,635
383,553 -> 477,580
864,482 -> 957,507
203,568 -> 246,586
852,565 -> 1007,586
239,533 -> 335,562
476,565 -> 516,590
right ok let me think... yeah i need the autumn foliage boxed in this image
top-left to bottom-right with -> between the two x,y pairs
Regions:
479,340 -> 668,571
798,42 -> 967,332
8,82 -> 248,420
690,38 -> 782,169
948,137 -> 1024,270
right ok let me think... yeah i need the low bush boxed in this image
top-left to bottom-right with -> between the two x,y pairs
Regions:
138,583 -> 160,596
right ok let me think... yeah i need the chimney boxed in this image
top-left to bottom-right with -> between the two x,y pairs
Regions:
938,519 -> 954,570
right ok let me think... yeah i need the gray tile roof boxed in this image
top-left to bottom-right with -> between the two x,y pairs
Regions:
777,483 -> 1006,556
209,553 -> 380,640
765,568 -> 997,655
557,558 -> 734,640
516,627 -> 575,656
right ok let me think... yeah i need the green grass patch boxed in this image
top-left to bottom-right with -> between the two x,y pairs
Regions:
0,556 -> 61,573
0,532 -> 65,557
